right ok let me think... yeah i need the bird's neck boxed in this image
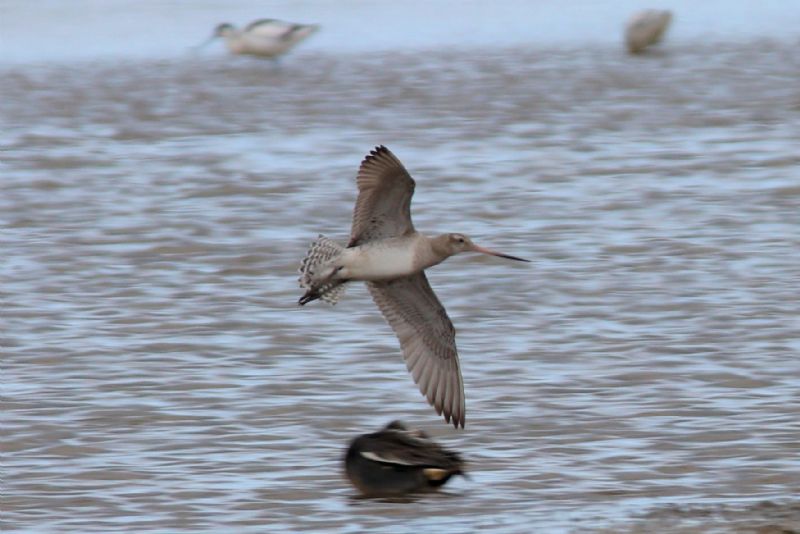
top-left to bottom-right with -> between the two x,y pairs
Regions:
424,234 -> 454,268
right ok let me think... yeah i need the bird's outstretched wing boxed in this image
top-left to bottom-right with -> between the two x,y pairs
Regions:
367,272 -> 465,428
348,146 -> 416,247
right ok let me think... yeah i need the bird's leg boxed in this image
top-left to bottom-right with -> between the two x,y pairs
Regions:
298,267 -> 341,306
298,289 -> 321,306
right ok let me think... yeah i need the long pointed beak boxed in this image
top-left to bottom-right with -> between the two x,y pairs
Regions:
471,244 -> 530,262
191,35 -> 217,53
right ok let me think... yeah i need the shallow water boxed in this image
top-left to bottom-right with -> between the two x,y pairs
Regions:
3,27 -> 800,534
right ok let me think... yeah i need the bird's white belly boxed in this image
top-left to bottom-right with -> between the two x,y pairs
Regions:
342,244 -> 418,281
238,36 -> 285,56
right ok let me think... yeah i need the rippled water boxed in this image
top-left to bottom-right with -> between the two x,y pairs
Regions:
3,39 -> 800,532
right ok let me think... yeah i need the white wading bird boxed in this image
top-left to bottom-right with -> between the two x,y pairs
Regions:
200,19 -> 318,58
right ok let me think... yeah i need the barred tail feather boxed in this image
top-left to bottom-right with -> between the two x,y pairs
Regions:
298,235 -> 347,305
320,283 -> 347,304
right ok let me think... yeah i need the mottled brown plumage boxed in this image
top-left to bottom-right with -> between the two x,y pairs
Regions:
298,146 -> 529,428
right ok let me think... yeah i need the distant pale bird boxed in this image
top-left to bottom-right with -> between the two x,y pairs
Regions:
200,19 -> 318,58
625,9 -> 672,54
298,146 -> 529,429
344,421 -> 466,497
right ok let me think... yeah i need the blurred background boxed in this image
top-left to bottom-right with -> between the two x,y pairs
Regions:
2,0 -> 800,61
3,1 -> 800,532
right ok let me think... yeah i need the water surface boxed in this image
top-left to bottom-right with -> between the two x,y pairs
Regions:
2,10 -> 800,534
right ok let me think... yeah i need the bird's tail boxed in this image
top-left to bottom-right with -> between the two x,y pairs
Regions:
298,235 -> 347,305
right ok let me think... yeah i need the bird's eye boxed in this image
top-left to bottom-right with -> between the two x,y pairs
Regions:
457,237 -> 464,243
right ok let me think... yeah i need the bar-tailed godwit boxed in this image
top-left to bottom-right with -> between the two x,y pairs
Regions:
298,146 -> 529,428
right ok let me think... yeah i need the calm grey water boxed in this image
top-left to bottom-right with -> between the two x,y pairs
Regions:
3,38 -> 800,533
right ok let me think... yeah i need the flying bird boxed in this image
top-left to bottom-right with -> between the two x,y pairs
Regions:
298,146 -> 529,428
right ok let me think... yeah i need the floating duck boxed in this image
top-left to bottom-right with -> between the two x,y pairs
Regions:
344,421 -> 466,497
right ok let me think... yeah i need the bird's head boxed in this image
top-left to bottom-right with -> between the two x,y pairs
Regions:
213,23 -> 235,37
438,233 -> 530,262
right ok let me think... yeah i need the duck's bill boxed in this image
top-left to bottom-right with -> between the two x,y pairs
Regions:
472,244 -> 530,262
